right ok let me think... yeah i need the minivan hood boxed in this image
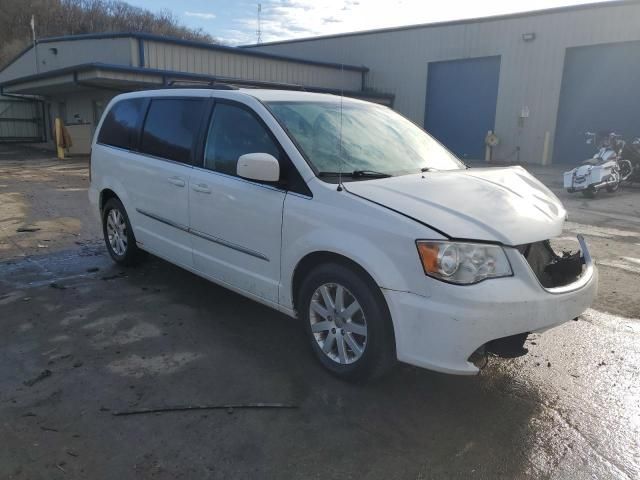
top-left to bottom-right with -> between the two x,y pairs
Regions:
344,166 -> 566,246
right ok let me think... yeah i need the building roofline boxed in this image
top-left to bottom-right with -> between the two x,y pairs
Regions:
0,62 -> 392,100
241,0 -> 637,47
0,32 -> 368,76
0,44 -> 37,74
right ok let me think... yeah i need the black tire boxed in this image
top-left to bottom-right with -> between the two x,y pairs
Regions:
618,159 -> 633,182
298,262 -> 395,381
102,197 -> 141,266
581,187 -> 597,198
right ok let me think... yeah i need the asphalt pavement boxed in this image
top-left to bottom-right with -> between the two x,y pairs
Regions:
1,145 -> 638,479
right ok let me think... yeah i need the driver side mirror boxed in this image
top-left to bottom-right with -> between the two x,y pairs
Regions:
237,153 -> 280,182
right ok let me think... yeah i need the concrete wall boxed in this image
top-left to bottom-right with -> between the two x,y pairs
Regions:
142,39 -> 362,91
47,90 -> 116,154
0,38 -> 134,83
248,2 -> 640,164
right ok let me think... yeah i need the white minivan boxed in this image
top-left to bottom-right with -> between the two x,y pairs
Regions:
89,87 -> 597,380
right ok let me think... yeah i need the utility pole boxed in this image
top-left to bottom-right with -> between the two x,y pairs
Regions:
30,15 -> 39,73
256,3 -> 262,44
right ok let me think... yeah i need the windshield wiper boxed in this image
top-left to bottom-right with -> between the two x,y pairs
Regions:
352,169 -> 391,178
318,170 -> 391,178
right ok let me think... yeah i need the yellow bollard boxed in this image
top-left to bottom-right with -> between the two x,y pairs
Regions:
55,117 -> 65,159
541,131 -> 551,166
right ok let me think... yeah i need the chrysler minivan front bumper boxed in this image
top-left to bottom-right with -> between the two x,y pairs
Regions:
383,235 -> 597,375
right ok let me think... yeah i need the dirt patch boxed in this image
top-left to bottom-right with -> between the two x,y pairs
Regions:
107,352 -> 203,378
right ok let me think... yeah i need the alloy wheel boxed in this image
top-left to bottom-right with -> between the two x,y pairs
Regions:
106,208 -> 128,256
309,282 -> 367,364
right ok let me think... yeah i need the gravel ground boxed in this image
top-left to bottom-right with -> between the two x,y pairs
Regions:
0,145 -> 638,479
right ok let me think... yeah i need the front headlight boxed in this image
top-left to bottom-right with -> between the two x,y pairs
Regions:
416,240 -> 513,285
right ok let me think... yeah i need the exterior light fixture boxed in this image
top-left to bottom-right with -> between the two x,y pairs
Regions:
522,32 -> 536,42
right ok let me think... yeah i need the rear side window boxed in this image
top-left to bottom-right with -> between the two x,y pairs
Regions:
97,98 -> 147,150
140,98 -> 205,164
204,103 -> 281,176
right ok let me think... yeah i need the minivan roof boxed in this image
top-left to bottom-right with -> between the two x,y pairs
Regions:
241,88 -> 367,103
116,88 -> 368,105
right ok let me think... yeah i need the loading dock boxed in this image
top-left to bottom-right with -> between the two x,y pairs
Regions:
424,56 -> 501,160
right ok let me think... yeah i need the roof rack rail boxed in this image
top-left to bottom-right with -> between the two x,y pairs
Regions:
164,79 -> 239,90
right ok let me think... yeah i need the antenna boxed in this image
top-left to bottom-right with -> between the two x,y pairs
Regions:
31,15 -> 40,73
337,63 -> 344,191
256,3 -> 262,44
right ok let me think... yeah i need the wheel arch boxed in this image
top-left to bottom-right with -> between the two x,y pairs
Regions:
99,188 -> 120,211
291,250 -> 397,358
292,252 -> 372,309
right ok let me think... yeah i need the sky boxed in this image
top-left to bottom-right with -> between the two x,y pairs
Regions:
124,0 -> 606,45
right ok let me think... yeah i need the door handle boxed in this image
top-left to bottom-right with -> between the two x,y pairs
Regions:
168,176 -> 186,187
192,183 -> 211,194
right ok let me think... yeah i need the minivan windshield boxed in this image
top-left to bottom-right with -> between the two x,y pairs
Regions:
266,100 -> 464,179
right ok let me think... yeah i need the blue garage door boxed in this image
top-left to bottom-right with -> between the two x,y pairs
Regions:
554,41 -> 640,164
424,56 -> 501,160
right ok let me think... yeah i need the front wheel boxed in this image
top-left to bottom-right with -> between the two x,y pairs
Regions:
298,263 -> 395,381
606,180 -> 620,193
102,198 -> 141,266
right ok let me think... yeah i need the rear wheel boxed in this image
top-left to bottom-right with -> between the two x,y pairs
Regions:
298,263 -> 395,381
581,187 -> 597,198
619,159 -> 633,182
606,171 -> 621,193
102,197 -> 141,266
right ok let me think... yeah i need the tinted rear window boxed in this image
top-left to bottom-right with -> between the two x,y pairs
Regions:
97,98 -> 147,150
139,98 -> 205,164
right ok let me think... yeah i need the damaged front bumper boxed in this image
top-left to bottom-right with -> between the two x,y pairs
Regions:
383,235 -> 598,375
519,234 -> 594,294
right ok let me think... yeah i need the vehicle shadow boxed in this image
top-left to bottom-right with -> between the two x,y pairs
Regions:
124,255 -> 549,479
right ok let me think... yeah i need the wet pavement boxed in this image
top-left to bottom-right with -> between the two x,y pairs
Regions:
0,145 -> 638,479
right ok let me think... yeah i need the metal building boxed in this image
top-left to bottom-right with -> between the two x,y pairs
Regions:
2,1 -> 639,163
246,0 -> 640,165
0,32 -> 387,153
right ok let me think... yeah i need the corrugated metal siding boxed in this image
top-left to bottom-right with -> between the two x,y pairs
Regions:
143,40 -> 361,91
0,96 -> 44,141
0,38 -> 133,83
249,2 -> 640,164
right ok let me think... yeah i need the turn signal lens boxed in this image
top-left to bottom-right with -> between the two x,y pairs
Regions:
416,242 -> 439,273
416,240 -> 512,285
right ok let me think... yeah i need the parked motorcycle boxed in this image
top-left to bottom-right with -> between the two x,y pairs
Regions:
563,132 -> 626,198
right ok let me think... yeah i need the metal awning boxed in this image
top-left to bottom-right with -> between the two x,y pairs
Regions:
0,63 -> 394,106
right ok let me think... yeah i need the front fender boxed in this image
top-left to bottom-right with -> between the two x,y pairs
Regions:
279,192 -> 437,310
